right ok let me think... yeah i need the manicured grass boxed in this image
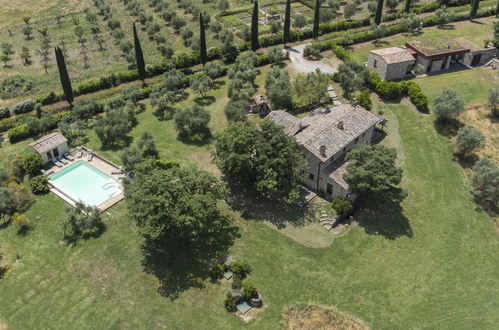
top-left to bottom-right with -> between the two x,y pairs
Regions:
1,60 -> 499,329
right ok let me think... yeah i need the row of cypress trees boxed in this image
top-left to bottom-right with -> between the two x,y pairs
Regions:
55,15 -> 209,107
56,0 -> 484,107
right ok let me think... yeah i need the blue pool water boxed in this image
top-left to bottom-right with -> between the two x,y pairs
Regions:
49,161 -> 121,207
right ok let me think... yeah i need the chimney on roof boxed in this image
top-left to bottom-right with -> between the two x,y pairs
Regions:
337,121 -> 344,130
319,145 -> 326,156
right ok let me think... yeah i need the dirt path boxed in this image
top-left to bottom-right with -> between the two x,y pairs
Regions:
286,43 -> 338,74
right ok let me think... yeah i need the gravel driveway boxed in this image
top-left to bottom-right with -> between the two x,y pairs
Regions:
286,43 -> 338,74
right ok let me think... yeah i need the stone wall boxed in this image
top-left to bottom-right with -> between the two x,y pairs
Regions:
464,48 -> 497,66
367,53 -> 414,81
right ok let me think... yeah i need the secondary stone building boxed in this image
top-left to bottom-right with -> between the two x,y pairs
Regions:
368,36 -> 497,80
269,104 -> 384,200
367,46 -> 415,80
28,132 -> 69,164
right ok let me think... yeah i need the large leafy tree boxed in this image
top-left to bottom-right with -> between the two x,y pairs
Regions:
125,161 -> 231,250
54,47 -> 74,107
283,0 -> 291,46
345,145 -> 405,202
133,23 -> 146,86
62,202 -> 102,242
94,105 -> 135,147
251,1 -> 260,51
265,66 -> 292,109
174,104 -> 211,139
337,61 -> 370,99
375,0 -> 384,25
313,0 -> 320,39
433,90 -> 465,121
293,68 -> 331,105
214,120 -> 307,203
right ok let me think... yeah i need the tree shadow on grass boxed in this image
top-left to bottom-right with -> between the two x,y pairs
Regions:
455,153 -> 479,169
193,95 -> 215,106
142,225 -> 239,301
177,131 -> 212,147
82,222 -> 107,240
434,118 -> 463,138
100,136 -> 133,151
355,198 -> 413,240
226,181 -> 313,229
213,80 -> 225,90
153,107 -> 175,121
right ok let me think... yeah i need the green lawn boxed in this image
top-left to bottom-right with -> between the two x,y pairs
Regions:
2,61 -> 499,328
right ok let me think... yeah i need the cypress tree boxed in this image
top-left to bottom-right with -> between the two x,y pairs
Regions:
133,23 -> 146,86
375,0 -> 384,25
199,13 -> 207,65
251,1 -> 260,51
470,0 -> 480,18
313,0 -> 320,39
404,0 -> 411,13
283,0 -> 291,46
54,47 -> 74,107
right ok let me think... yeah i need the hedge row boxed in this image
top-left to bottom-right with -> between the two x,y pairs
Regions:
7,111 -> 72,143
368,72 -> 429,112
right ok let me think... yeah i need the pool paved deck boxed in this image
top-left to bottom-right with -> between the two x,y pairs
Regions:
47,148 -> 126,212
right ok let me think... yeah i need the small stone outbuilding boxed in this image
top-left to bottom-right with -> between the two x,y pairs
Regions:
249,94 -> 271,116
28,132 -> 68,164
367,47 -> 415,81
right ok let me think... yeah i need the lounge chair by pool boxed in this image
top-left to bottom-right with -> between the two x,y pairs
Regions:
77,149 -> 82,158
54,160 -> 63,168
64,152 -> 74,161
41,169 -> 54,176
58,156 -> 68,165
87,152 -> 93,162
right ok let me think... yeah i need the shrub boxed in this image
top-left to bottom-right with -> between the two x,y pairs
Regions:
12,213 -> 31,235
30,175 -> 49,194
454,125 -> 485,156
471,157 -> 499,208
0,108 -> 10,119
304,43 -> 321,58
0,76 -> 33,98
231,277 -> 242,290
355,89 -> 372,111
330,198 -> 353,218
331,45 -> 351,62
224,293 -> 239,312
224,100 -> 248,122
232,260 -> 251,279
11,99 -> 36,115
7,124 -> 30,143
242,279 -> 257,300
209,264 -> 225,281
376,81 -> 402,100
404,81 -> 429,112
22,153 -> 43,177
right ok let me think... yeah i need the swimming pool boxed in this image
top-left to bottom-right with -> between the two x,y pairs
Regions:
49,161 -> 122,207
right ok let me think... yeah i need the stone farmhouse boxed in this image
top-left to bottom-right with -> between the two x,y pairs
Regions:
269,104 -> 384,200
367,36 -> 497,80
